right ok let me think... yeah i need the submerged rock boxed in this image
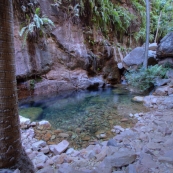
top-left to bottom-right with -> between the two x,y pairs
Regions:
19,107 -> 43,121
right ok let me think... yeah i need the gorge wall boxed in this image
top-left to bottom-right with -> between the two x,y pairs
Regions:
14,0 -> 141,98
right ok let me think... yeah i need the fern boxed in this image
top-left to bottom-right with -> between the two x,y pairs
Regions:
125,65 -> 169,91
28,22 -> 35,33
42,17 -> 55,26
33,14 -> 42,28
79,0 -> 134,34
35,7 -> 40,15
19,26 -> 28,37
19,7 -> 55,46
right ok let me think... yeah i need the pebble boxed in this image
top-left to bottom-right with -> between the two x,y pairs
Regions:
129,113 -> 134,117
66,148 -> 75,155
99,133 -> 107,139
37,120 -> 51,130
32,140 -> 46,151
58,133 -> 70,138
52,140 -> 69,155
41,146 -> 49,154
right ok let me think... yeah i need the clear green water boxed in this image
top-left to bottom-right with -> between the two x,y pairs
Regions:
19,86 -> 148,148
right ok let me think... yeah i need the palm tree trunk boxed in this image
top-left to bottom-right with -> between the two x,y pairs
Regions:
143,0 -> 150,69
0,1 -> 34,172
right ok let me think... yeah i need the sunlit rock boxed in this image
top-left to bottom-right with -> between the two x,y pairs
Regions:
132,96 -> 144,103
19,115 -> 31,129
149,43 -> 158,51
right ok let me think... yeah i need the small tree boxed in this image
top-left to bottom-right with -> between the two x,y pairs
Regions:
143,0 -> 150,69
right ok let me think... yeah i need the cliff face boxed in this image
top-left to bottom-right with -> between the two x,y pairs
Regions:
14,0 -> 141,97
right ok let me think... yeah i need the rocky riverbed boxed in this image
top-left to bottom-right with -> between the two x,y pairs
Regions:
6,93 -> 170,173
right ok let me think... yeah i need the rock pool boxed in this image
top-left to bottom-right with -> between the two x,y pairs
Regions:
19,86 -> 148,148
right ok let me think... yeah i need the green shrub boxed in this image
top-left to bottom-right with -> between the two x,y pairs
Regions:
125,65 -> 169,91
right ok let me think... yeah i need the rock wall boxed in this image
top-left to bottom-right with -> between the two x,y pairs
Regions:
15,0 -> 140,97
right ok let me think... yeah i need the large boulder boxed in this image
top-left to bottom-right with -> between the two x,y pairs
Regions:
123,46 -> 158,68
123,47 -> 145,66
157,32 -> 173,59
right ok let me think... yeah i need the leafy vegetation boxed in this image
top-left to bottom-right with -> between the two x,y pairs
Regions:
19,7 -> 54,46
52,0 -> 173,42
16,0 -> 173,45
79,0 -> 135,34
132,0 -> 147,41
132,0 -> 173,42
125,65 -> 169,91
151,0 -> 173,41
